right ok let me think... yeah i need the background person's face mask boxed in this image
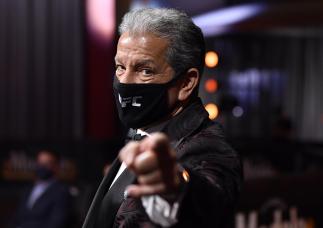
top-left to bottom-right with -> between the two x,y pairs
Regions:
113,76 -> 180,129
35,165 -> 54,180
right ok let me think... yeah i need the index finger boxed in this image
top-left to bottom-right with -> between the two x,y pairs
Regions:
140,133 -> 171,156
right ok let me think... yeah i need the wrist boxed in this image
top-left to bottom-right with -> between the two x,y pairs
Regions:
163,165 -> 190,203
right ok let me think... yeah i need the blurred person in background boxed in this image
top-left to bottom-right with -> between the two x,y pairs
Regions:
83,8 -> 242,228
10,150 -> 71,228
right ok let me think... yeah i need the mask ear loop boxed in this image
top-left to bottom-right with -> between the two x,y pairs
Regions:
165,69 -> 188,87
162,69 -> 190,119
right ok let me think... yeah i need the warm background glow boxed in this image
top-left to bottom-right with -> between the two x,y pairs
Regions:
205,103 -> 219,120
205,51 -> 219,68
205,78 -> 218,93
86,0 -> 115,41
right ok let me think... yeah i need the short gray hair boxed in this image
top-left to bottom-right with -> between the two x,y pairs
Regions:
119,8 -> 205,79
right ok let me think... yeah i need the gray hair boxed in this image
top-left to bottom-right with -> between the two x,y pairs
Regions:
119,8 -> 205,79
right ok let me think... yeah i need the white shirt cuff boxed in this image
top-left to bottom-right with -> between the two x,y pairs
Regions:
141,195 -> 180,227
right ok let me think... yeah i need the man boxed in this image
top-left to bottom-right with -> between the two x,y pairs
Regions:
83,8 -> 242,228
12,150 -> 71,228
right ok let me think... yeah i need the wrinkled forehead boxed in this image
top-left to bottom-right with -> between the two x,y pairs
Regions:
116,32 -> 170,63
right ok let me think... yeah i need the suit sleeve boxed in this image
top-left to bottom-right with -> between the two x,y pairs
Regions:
176,133 -> 242,228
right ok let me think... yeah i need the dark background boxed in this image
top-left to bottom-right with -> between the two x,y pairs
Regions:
0,0 -> 323,227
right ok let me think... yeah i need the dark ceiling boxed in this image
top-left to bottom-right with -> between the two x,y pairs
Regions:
165,0 -> 323,16
118,0 -> 323,37
165,0 -> 224,16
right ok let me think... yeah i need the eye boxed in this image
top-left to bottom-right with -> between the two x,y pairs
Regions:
141,68 -> 154,76
115,64 -> 125,75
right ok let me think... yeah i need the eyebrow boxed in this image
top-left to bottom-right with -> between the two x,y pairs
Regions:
114,58 -> 156,67
135,59 -> 155,67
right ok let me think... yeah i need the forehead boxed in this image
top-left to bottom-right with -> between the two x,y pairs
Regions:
115,32 -> 169,63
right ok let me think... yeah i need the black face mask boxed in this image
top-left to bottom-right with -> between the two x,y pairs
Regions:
113,76 -> 180,129
35,165 -> 54,180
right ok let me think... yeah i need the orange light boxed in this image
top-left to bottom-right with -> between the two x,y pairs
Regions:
181,169 -> 190,182
205,103 -> 219,120
205,79 -> 218,93
205,51 -> 219,68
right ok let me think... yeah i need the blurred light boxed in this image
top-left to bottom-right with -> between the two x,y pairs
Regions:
205,103 -> 219,120
193,3 -> 266,36
181,169 -> 190,182
232,106 -> 244,117
205,51 -> 219,68
86,0 -> 115,41
130,0 -> 163,10
204,79 -> 218,93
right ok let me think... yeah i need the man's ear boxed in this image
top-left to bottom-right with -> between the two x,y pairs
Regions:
178,68 -> 199,101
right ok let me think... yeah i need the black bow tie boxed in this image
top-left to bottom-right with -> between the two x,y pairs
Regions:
126,129 -> 147,141
132,134 -> 146,141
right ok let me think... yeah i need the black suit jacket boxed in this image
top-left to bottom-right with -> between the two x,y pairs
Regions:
83,98 -> 242,228
12,180 -> 71,228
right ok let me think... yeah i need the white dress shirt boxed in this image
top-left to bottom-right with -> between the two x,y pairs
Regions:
27,180 -> 54,208
110,129 -> 180,227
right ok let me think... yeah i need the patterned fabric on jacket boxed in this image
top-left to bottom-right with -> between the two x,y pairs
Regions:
82,97 -> 242,228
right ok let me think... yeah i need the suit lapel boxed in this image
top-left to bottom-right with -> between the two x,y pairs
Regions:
99,167 -> 136,228
30,181 -> 56,209
82,159 -> 121,228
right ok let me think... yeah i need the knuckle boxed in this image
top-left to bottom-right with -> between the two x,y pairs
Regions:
135,150 -> 156,166
127,141 -> 140,149
120,142 -> 137,154
138,176 -> 146,184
